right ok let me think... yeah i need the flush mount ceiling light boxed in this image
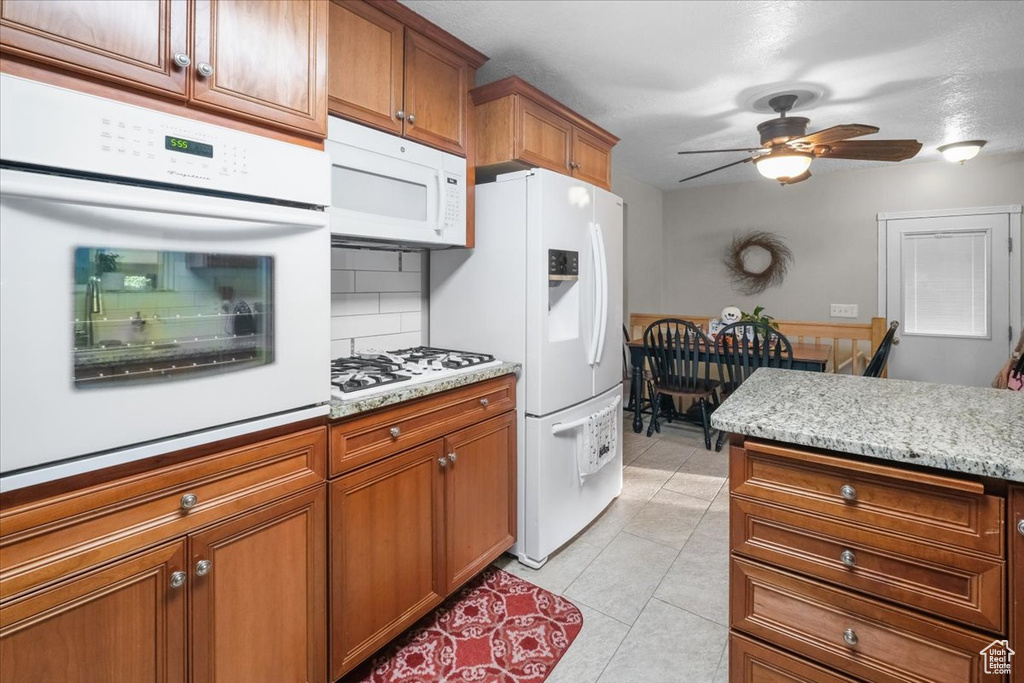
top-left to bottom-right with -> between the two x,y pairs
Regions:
937,140 -> 987,164
753,148 -> 813,181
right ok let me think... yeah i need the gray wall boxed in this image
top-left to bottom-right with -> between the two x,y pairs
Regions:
612,167 -> 664,329
659,152 -> 1024,323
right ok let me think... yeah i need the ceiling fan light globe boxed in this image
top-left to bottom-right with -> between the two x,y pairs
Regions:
937,140 -> 986,164
753,151 -> 813,180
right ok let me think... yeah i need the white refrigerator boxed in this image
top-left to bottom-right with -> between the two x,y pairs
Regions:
431,168 -> 623,567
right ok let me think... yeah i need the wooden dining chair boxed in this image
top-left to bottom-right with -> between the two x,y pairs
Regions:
642,318 -> 719,449
863,320 -> 899,378
714,321 -> 793,451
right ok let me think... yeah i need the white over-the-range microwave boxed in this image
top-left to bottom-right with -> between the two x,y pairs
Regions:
326,116 -> 467,248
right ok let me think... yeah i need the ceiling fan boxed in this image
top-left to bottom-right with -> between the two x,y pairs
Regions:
678,94 -> 923,185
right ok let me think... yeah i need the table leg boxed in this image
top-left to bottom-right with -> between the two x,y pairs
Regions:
631,363 -> 644,433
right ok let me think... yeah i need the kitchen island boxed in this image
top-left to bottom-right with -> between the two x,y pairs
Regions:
710,369 -> 1023,683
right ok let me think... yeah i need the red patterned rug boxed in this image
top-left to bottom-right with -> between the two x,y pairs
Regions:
342,567 -> 584,683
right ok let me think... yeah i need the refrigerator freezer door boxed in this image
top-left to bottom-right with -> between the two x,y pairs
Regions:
592,188 -> 625,396
521,384 -> 623,567
525,170 -> 599,416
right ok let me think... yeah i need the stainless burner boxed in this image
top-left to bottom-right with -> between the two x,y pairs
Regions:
330,346 -> 496,397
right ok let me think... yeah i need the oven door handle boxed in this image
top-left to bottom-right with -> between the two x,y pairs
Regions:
0,176 -> 326,229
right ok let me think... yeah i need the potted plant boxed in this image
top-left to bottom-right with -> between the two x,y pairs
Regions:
95,251 -> 124,291
740,306 -> 780,346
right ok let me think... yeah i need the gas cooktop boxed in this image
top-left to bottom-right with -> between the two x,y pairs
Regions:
330,346 -> 497,400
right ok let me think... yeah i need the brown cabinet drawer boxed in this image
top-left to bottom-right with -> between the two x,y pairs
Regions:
732,557 -> 1004,683
1,427 -> 326,601
730,633 -> 857,683
329,374 -> 515,477
731,496 -> 1005,633
732,440 -> 1004,557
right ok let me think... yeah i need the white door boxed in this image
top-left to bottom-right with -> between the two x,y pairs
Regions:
592,187 -> 624,396
525,170 -> 598,416
883,212 -> 1014,386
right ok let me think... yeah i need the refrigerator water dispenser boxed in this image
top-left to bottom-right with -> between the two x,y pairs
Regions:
547,249 -> 579,341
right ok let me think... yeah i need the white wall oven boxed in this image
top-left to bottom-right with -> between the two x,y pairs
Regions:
326,116 -> 466,248
0,75 -> 331,489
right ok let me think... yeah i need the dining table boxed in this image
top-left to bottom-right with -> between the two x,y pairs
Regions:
625,339 -> 833,433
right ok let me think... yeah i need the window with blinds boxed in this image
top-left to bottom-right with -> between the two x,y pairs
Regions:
901,230 -> 989,338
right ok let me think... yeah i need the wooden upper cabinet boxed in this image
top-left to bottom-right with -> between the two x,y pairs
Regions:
190,486 -> 326,683
0,541 -> 187,683
472,76 -> 618,190
0,0 -> 189,98
444,412 -> 516,592
191,0 -> 328,137
327,0 -> 403,135
402,28 -> 467,155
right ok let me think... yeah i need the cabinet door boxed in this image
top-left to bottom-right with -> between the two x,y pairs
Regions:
0,0 -> 188,98
572,127 -> 613,190
516,96 -> 573,174
329,440 -> 446,680
327,0 -> 404,135
1012,485 -> 1023,683
0,541 -> 186,683
190,487 -> 326,683
191,0 -> 328,137
403,28 -> 468,156
444,411 -> 516,592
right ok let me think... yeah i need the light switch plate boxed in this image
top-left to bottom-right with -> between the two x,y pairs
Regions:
830,303 -> 859,318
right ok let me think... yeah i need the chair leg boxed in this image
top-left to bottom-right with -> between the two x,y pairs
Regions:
714,430 -> 726,453
646,384 -> 660,437
699,398 -> 711,450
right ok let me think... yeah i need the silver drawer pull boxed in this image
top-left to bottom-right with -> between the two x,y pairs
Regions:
170,571 -> 187,589
389,426 -> 401,438
180,493 -> 199,510
479,398 -> 489,407
839,484 -> 857,502
843,628 -> 858,646
448,452 -> 457,462
438,456 -> 448,468
195,559 -> 212,577
172,52 -> 191,68
1018,519 -> 1024,537
840,550 -> 857,568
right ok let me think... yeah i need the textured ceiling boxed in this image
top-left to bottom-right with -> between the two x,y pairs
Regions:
402,0 -> 1024,190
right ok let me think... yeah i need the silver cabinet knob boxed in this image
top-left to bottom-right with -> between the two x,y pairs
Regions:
396,110 -> 405,120
479,398 -> 489,407
438,456 -> 448,468
389,426 -> 401,438
196,62 -> 214,78
173,52 -> 191,68
839,484 -> 857,502
448,452 -> 457,462
170,571 -> 187,588
195,559 -> 212,577
840,550 -> 857,567
407,113 -> 416,124
1018,518 -> 1024,537
843,628 -> 858,646
180,493 -> 198,510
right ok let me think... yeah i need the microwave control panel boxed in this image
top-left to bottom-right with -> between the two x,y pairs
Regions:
443,176 -> 463,229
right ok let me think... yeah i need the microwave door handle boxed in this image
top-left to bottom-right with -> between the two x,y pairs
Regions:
435,171 -> 445,233
0,176 -> 325,229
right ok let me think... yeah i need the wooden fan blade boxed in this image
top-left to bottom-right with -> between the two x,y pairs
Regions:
678,156 -> 753,183
814,139 -> 923,161
789,124 -> 879,147
677,147 -> 762,154
779,170 -> 811,185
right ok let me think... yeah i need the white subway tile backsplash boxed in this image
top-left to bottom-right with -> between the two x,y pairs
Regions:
355,270 -> 421,293
400,311 -> 421,332
331,338 -> 352,358
353,331 -> 424,352
331,248 -> 400,272
331,313 -> 401,340
331,270 -> 355,293
379,292 -> 422,313
330,292 -> 380,317
400,251 -> 422,272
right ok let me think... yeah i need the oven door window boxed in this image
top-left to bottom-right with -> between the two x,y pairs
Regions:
72,247 -> 273,388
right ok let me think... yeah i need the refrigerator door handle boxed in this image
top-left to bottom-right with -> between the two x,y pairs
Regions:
594,222 -> 609,364
587,223 -> 603,366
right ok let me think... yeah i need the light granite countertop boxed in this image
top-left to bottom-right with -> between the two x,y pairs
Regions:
329,361 -> 521,420
710,368 -> 1024,482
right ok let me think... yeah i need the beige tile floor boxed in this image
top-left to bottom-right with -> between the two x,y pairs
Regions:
493,415 -> 731,683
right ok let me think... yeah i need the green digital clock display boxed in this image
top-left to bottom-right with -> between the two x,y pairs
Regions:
165,136 -> 214,158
